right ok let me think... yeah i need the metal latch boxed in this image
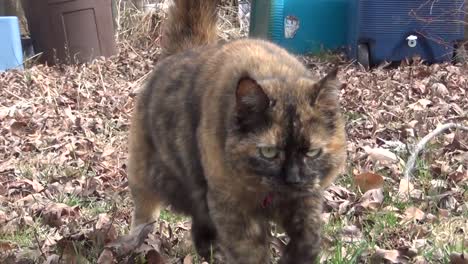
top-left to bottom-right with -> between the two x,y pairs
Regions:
407,35 -> 418,48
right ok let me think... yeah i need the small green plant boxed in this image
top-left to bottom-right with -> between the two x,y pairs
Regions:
323,239 -> 369,263
159,209 -> 187,223
0,228 -> 35,248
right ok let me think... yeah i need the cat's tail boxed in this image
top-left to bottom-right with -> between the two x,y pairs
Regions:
161,0 -> 219,57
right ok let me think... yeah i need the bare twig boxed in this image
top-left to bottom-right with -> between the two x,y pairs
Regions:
96,64 -> 107,93
33,228 -> 47,261
103,202 -> 119,244
404,123 -> 468,180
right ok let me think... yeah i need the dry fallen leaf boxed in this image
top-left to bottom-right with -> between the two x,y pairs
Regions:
326,185 -> 356,199
357,188 -> 384,211
371,247 -> 410,264
448,170 -> 468,183
101,146 -> 116,158
413,239 -> 427,251
0,210 -> 7,224
90,213 -> 118,246
431,83 -> 448,96
364,146 -> 399,164
323,185 -> 356,213
59,240 -> 91,264
183,254 -> 193,264
96,249 -> 116,264
10,121 -> 30,136
354,172 -> 385,192
0,14 -> 466,263
0,241 -> 17,251
413,255 -> 429,264
41,203 -> 80,227
8,179 -> 45,195
397,179 -> 423,201
44,254 -> 61,264
146,249 -> 166,264
103,221 -> 156,259
341,225 -> 363,243
400,207 -> 426,223
439,195 -> 459,211
408,98 -> 432,111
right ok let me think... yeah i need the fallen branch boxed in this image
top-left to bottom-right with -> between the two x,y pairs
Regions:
404,123 -> 468,180
33,228 -> 47,262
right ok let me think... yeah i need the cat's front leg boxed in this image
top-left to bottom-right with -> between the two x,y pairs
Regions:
207,191 -> 270,264
278,195 -> 323,264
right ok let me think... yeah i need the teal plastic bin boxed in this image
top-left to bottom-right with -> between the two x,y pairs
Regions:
249,0 -> 349,55
0,16 -> 23,71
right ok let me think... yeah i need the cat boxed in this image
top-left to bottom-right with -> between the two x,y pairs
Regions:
127,0 -> 347,263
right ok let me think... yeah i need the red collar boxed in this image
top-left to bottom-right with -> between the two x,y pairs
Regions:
261,192 -> 274,208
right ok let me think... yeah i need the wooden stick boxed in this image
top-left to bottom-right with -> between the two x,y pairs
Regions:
404,123 -> 468,180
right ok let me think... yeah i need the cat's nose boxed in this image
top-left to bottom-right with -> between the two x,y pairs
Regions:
284,166 -> 304,185
285,175 -> 303,185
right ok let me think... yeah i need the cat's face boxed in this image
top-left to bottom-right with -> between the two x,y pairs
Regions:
226,69 -> 346,190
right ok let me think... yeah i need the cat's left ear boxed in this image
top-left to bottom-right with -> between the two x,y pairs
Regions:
311,67 -> 342,111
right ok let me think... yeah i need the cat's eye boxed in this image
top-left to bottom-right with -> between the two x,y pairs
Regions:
259,146 -> 279,159
306,148 -> 322,159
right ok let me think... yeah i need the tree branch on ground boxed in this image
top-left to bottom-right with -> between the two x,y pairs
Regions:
404,123 -> 468,180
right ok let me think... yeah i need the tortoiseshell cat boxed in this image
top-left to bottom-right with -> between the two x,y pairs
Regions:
127,0 -> 347,263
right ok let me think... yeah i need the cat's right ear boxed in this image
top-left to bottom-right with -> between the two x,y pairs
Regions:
236,77 -> 269,115
235,76 -> 270,131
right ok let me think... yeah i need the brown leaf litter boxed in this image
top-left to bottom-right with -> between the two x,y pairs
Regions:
1,3 -> 467,264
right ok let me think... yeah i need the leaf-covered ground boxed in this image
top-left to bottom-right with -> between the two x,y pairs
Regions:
1,6 -> 467,264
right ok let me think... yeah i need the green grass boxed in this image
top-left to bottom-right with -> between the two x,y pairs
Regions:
63,240 -> 100,264
321,216 -> 370,263
321,158 -> 465,263
16,161 -> 95,183
369,212 -> 399,229
0,221 -> 50,258
0,228 -> 36,248
16,163 -> 34,179
86,200 -> 114,216
344,111 -> 364,123
56,194 -> 114,217
58,194 -> 83,207
324,240 -> 369,263
160,209 -> 187,223
307,49 -> 343,63
414,159 -> 434,191
423,242 -> 466,264
335,171 -> 355,189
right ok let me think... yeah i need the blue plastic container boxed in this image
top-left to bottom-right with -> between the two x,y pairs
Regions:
347,0 -> 465,67
0,16 -> 23,71
249,0 -> 349,55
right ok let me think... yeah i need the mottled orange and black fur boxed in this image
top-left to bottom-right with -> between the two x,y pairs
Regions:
127,0 -> 347,263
